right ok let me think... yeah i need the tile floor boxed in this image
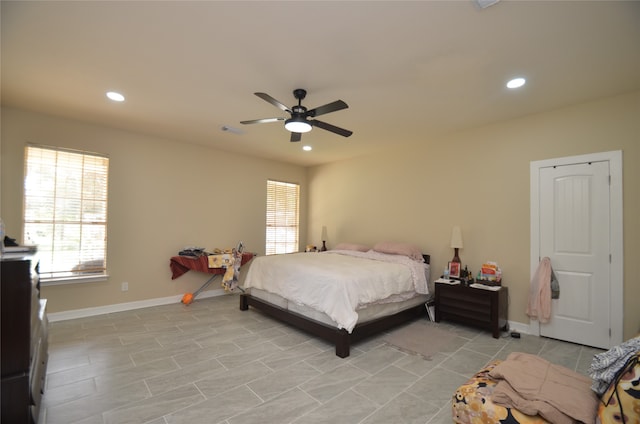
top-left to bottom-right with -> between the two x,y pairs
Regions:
40,294 -> 603,424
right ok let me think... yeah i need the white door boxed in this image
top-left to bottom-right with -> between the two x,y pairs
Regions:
538,161 -> 611,348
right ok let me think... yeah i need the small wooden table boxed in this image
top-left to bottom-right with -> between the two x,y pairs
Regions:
434,283 -> 508,338
169,252 -> 254,303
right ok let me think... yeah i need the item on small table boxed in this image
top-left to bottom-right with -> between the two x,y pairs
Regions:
478,261 -> 502,285
436,277 -> 460,285
448,261 -> 461,279
178,246 -> 206,257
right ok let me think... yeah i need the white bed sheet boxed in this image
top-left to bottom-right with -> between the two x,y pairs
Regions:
243,250 -> 430,332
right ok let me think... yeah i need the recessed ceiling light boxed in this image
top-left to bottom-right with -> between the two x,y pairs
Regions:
106,91 -> 125,102
302,145 -> 312,151
506,78 -> 526,89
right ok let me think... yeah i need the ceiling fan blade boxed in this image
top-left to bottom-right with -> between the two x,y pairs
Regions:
254,93 -> 292,113
307,100 -> 348,118
311,120 -> 353,137
290,132 -> 302,142
240,117 -> 285,125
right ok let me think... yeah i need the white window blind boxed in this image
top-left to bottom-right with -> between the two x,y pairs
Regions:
24,145 -> 109,281
266,180 -> 299,255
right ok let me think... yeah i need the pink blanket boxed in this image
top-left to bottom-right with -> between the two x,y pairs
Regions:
489,352 -> 598,424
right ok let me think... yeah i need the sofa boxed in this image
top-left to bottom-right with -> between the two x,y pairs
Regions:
452,339 -> 640,424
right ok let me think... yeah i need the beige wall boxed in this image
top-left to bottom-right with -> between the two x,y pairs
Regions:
1,107 -> 307,312
2,91 -> 638,340
307,91 -> 640,340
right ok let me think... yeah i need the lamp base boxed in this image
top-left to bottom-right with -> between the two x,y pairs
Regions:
451,247 -> 461,263
320,241 -> 327,252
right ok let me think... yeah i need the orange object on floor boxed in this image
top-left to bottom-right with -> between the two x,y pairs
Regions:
181,293 -> 194,305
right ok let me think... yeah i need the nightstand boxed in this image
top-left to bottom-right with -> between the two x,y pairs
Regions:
434,283 -> 508,338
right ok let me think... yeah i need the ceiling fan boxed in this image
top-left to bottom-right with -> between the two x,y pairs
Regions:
240,89 -> 353,142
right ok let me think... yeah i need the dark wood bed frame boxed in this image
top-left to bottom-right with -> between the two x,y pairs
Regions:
239,254 -> 430,358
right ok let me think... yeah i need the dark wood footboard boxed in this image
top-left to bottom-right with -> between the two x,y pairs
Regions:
239,293 -> 426,357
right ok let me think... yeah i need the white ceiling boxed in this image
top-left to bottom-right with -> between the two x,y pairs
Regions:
2,1 -> 640,167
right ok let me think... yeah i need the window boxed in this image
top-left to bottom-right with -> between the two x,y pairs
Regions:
266,180 -> 299,255
24,145 -> 109,282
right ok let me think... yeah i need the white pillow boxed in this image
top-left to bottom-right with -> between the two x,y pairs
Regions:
373,241 -> 423,261
333,243 -> 370,252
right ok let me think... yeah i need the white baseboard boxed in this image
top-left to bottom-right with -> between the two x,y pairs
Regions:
47,289 -> 227,322
507,320 -> 531,335
48,294 -> 537,336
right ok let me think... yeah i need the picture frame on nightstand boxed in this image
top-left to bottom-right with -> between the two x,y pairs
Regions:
448,261 -> 460,278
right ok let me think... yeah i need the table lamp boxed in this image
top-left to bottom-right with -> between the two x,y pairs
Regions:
450,225 -> 463,263
320,226 -> 328,251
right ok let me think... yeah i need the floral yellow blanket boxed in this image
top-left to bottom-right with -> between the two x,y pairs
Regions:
596,352 -> 640,424
488,352 -> 598,424
453,352 -> 640,424
453,360 -> 550,424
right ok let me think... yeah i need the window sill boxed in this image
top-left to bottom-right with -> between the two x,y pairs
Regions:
41,274 -> 109,286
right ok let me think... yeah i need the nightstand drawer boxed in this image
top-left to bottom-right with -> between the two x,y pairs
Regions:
438,291 -> 492,308
438,303 -> 493,324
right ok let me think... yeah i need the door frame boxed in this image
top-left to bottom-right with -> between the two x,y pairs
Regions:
529,150 -> 623,347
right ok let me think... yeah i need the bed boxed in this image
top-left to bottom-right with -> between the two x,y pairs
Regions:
239,242 -> 431,357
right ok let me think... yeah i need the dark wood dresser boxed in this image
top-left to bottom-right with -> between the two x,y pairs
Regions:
1,254 -> 48,424
434,282 -> 508,338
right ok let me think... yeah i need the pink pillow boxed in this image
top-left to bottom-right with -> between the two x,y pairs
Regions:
333,243 -> 370,252
373,241 -> 423,261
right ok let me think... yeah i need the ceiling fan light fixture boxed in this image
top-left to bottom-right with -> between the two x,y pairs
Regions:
284,118 -> 312,133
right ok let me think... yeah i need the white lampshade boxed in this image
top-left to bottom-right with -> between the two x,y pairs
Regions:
450,225 -> 463,249
321,226 -> 328,241
284,118 -> 312,133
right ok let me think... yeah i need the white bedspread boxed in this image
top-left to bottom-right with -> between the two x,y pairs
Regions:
243,250 -> 429,333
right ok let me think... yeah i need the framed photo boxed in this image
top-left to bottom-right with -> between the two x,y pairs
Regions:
448,261 -> 461,279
